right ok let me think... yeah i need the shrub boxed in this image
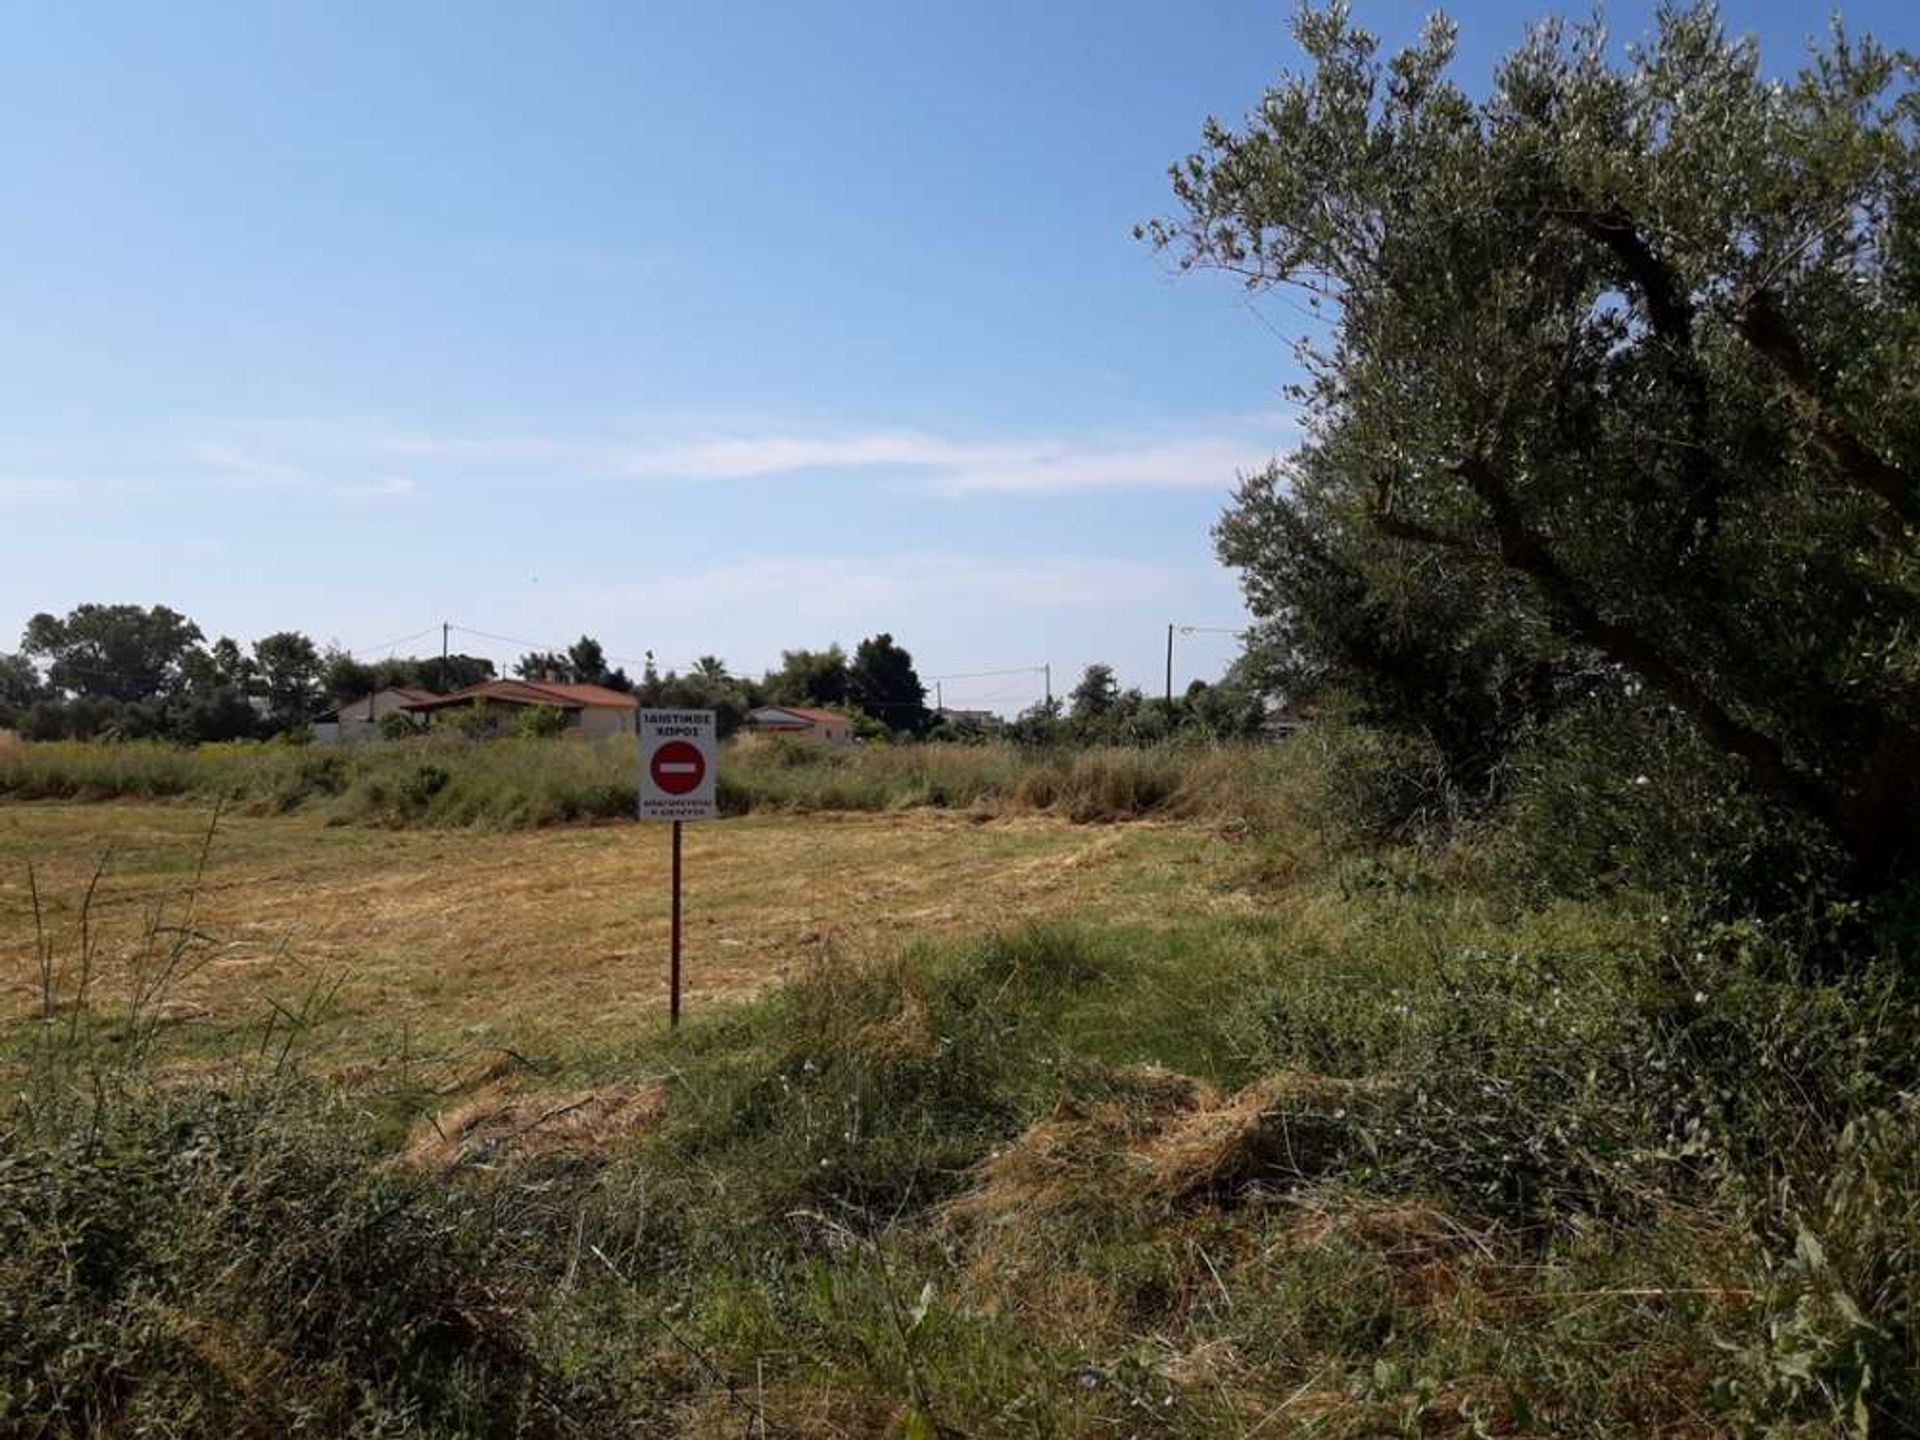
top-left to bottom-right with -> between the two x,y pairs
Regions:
1491,697 -> 1848,913
514,703 -> 570,740
0,1055 -> 620,1436
1,736 -> 1294,830
450,702 -> 497,740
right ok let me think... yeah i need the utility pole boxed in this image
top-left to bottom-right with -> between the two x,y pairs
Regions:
935,680 -> 943,712
1043,663 -> 1052,707
441,621 -> 449,664
1165,623 -> 1175,708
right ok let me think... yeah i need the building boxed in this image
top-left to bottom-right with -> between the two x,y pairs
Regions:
744,705 -> 856,745
314,686 -> 437,743
933,707 -> 1002,729
1260,703 -> 1316,741
403,679 -> 638,737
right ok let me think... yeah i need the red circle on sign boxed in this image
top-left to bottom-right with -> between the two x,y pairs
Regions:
651,740 -> 706,795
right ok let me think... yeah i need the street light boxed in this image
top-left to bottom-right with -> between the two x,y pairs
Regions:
1165,623 -> 1249,706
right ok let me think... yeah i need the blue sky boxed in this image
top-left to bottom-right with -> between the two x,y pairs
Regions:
3,1 -> 1907,711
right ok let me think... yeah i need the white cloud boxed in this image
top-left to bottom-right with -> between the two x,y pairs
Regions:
1,411 -> 1296,510
588,551 -> 1176,620
181,437 -> 421,501
180,413 -> 1297,497
931,437 -> 1271,495
0,474 -> 92,500
564,550 -> 1195,699
338,474 -> 418,498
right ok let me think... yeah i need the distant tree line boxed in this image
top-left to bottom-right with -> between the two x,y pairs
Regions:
990,659 -> 1267,747
0,604 -> 500,742
0,603 -> 1271,747
632,633 -> 933,740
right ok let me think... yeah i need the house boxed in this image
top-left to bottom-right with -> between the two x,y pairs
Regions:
403,680 -> 638,737
1260,703 -> 1316,741
314,686 -> 437,743
744,705 -> 855,745
934,707 -> 1001,729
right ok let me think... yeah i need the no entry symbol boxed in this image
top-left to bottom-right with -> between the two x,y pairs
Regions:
649,739 -> 707,796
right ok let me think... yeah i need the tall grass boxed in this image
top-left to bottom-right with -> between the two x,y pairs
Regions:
0,733 -> 1307,830
7,802 -> 1915,1434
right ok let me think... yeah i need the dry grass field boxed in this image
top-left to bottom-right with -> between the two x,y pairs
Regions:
5,779 -> 1913,1434
0,800 -> 1248,1065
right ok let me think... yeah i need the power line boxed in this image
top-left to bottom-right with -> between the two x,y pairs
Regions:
945,681 -> 1039,707
344,625 -> 441,658
923,665 -> 1048,682
446,623 -> 651,671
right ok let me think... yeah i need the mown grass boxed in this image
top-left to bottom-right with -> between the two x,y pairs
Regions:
0,733 -> 1285,830
0,803 -> 1248,1071
6,798 -> 1915,1436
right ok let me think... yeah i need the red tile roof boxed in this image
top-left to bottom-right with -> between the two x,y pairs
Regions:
403,679 -> 637,712
748,705 -> 850,728
523,682 -> 639,709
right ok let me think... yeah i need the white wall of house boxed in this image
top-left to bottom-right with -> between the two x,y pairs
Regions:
316,688 -> 426,743
575,705 -> 637,739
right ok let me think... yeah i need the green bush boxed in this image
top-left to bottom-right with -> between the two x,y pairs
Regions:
514,703 -> 570,740
0,1076 -> 615,1435
0,735 -> 1295,831
1491,697 -> 1849,913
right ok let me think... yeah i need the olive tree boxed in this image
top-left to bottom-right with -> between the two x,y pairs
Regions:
1147,3 -> 1920,886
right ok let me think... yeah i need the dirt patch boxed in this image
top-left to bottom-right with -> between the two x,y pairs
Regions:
399,1081 -> 667,1170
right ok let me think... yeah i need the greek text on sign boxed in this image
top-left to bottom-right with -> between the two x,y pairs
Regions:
638,709 -> 719,821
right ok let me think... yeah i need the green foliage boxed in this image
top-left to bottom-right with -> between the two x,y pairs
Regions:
22,604 -> 206,704
251,629 -> 324,727
513,703 -> 571,740
512,634 -> 632,692
1003,696 -> 1066,746
1151,1 -> 1920,891
1,1075 -> 613,1434
1491,695 -> 1850,911
328,652 -> 496,705
449,699 -> 499,740
762,644 -> 850,708
0,652 -> 47,727
1068,662 -> 1119,721
377,709 -> 418,741
1289,716 -> 1456,845
0,735 -> 1307,831
635,662 -> 754,737
848,633 -> 930,735
413,654 -> 496,695
6,740 -> 1918,1433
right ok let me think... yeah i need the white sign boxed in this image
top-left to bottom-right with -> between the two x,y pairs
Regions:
638,709 -> 719,822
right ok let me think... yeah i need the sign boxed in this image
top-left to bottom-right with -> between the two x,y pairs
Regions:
638,709 -> 718,822
637,709 -> 719,1028
651,740 -> 706,795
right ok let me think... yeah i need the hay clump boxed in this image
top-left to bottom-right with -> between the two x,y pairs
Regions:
1142,1071 -> 1375,1200
845,985 -> 938,1065
945,1065 -> 1377,1238
399,1082 -> 667,1170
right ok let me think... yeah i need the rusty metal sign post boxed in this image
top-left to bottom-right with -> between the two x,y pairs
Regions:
637,709 -> 719,1026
